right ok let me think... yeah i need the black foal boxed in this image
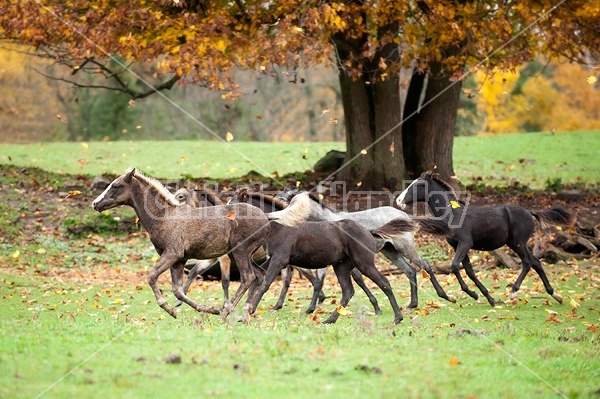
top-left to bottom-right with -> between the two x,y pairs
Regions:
397,171 -> 575,305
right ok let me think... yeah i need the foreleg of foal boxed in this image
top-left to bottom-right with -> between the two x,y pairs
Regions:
305,268 -> 327,314
449,244 -> 480,301
147,254 -> 179,318
324,261 -> 355,324
296,267 -> 326,303
175,258 -> 218,307
248,257 -> 288,314
272,265 -> 293,311
170,261 -> 220,315
461,255 -> 497,306
350,268 -> 382,315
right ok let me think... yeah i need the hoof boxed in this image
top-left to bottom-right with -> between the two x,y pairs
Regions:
510,292 -> 518,301
393,315 -> 403,325
447,295 -> 457,303
488,298 -> 498,307
168,308 -> 178,319
174,300 -> 183,308
305,308 -> 316,315
374,307 -> 383,316
552,293 -> 563,304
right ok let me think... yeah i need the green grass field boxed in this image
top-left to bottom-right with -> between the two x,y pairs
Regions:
1,130 -> 598,188
1,264 -> 599,399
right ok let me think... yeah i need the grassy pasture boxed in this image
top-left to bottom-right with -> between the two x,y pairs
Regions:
1,264 -> 599,399
0,130 -> 598,188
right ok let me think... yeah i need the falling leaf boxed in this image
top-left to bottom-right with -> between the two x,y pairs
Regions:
296,181 -> 301,188
225,132 -> 234,142
136,125 -> 142,129
318,194 -> 324,200
336,305 -> 348,316
360,149 -> 367,155
321,108 -> 330,116
179,156 -> 187,165
449,358 -> 460,366
421,269 -> 430,280
152,255 -> 159,262
329,118 -> 338,125
128,99 -> 135,107
57,114 -> 68,123
356,181 -> 362,187
450,200 -> 461,209
587,76 -> 597,85
390,140 -> 395,154
122,129 -> 128,134
80,143 -> 88,151
256,115 -> 263,119
77,159 -> 87,168
303,147 -> 308,154
10,250 -> 20,259
230,167 -> 239,173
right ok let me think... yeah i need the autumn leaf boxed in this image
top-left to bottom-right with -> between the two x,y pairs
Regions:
336,305 -> 348,315
360,149 -> 367,155
587,76 -> 597,85
329,118 -> 338,125
421,269 -> 430,280
449,358 -> 460,366
321,108 -> 330,116
10,250 -> 20,259
225,132 -> 234,141
80,143 -> 88,151
65,190 -> 82,199
128,99 -> 135,108
225,211 -> 237,224
179,156 -> 187,165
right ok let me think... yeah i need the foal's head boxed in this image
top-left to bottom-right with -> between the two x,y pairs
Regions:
92,168 -> 179,212
396,171 -> 457,210
92,168 -> 137,212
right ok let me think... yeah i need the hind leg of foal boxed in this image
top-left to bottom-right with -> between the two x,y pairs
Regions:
272,266 -> 293,311
509,243 -> 562,303
350,268 -> 382,315
399,243 -> 456,304
461,255 -> 497,306
354,260 -> 403,325
305,268 -> 327,314
221,254 -> 257,323
380,248 -> 419,310
171,262 -> 220,316
324,261 -> 355,324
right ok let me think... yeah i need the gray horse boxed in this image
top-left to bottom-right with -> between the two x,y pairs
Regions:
92,168 -> 270,322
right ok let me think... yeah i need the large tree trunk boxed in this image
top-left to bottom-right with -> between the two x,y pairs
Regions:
336,26 -> 405,191
403,61 -> 462,184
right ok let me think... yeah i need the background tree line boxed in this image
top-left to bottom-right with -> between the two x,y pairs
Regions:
1,44 -> 597,144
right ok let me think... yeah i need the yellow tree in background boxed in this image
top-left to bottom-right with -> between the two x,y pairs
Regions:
475,69 -> 522,134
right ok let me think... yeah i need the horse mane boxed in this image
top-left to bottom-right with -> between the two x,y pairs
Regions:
247,192 -> 288,211
305,191 -> 336,212
422,171 -> 457,196
194,186 -> 224,206
268,192 -> 313,226
130,168 -> 180,207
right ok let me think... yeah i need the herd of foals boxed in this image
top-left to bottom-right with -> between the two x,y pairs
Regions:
91,167 -> 575,325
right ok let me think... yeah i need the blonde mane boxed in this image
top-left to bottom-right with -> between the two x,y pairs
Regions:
130,168 -> 180,207
268,192 -> 313,227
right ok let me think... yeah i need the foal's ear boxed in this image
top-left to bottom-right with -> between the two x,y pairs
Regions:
124,168 -> 136,182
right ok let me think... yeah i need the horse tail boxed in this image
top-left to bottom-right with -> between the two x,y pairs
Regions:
371,218 -> 416,239
370,218 -> 416,251
415,218 -> 452,237
530,207 -> 575,229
